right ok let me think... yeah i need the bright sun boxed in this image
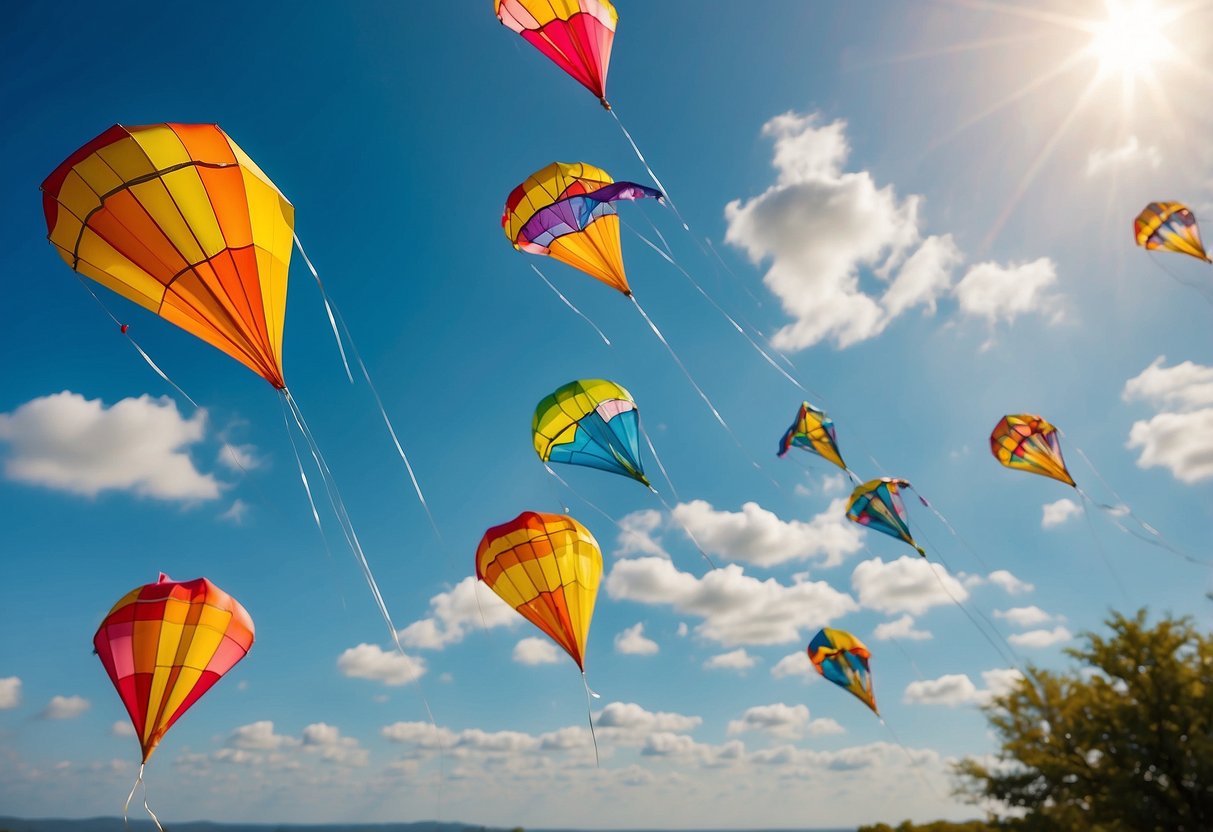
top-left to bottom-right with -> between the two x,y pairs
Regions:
1086,0 -> 1173,82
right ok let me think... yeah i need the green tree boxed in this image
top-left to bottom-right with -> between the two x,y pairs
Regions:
954,609 -> 1213,831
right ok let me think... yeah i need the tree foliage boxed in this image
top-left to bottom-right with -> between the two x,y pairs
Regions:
954,609 -> 1213,831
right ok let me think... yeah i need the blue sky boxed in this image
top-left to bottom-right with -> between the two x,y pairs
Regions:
2,0 -> 1213,827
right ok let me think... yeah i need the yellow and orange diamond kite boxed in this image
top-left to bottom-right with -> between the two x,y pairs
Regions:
42,123 -> 294,389
476,511 -> 602,670
94,573 -> 254,764
990,413 -> 1075,488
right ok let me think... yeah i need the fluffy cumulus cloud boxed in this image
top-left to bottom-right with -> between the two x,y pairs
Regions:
385,719 -> 598,766
614,622 -> 659,655
726,703 -> 844,739
771,651 -> 817,679
703,649 -> 758,672
0,677 -> 20,709
0,392 -> 220,500
229,720 -> 299,751
111,721 -> 136,737
1085,135 -> 1162,177
953,258 -> 1061,327
994,606 -> 1055,628
1041,497 -> 1081,529
1008,626 -> 1073,648
986,570 -> 1034,595
873,614 -> 932,641
218,721 -> 367,768
903,668 -> 1024,707
606,557 -> 857,646
851,556 -> 968,615
336,644 -> 426,686
40,695 -> 90,720
903,674 -> 979,706
1123,357 -> 1213,483
397,576 -> 516,649
300,723 -> 368,767
595,702 -> 703,746
218,498 -> 251,525
512,637 -> 560,665
671,498 -> 862,568
615,509 -> 669,558
724,112 -> 959,350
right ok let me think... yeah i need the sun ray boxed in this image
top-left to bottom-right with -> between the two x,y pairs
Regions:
982,73 -> 1106,252
923,52 -> 1088,157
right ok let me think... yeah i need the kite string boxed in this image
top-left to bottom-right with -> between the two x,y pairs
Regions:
1069,444 -> 1210,567
1075,489 -> 1131,603
543,463 -> 618,526
72,274 -> 201,409
292,233 -> 440,543
282,389 -> 447,820
639,425 -> 718,571
609,107 -> 689,232
530,263 -> 611,346
629,294 -> 770,484
293,233 -> 353,383
640,426 -> 679,502
624,221 -> 812,396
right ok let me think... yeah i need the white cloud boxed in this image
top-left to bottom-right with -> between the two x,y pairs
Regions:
771,652 -> 817,679
727,703 -> 808,738
0,677 -> 20,709
703,649 -> 758,672
0,392 -> 220,500
671,498 -> 862,568
512,637 -> 560,665
217,442 -> 261,472
851,556 -> 968,615
882,234 -> 964,318
726,703 -> 841,739
873,614 -> 932,641
381,721 -> 455,749
615,509 -> 669,558
595,702 -> 702,741
300,723 -> 368,767
228,720 -> 299,751
336,644 -> 426,686
1009,626 -> 1073,648
1041,498 -> 1081,529
987,570 -> 1034,595
1127,410 -> 1213,483
1124,357 -> 1213,483
111,721 -> 135,737
640,733 -> 745,767
994,606 -> 1055,628
1124,356 -> 1213,409
903,669 -> 1024,706
219,498 -> 251,525
1085,135 -> 1162,177
397,576 -> 517,650
981,668 -> 1025,700
903,674 -> 979,706
724,113 -> 956,350
40,695 -> 90,720
954,258 -> 1061,326
606,557 -> 857,646
614,623 -> 659,655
